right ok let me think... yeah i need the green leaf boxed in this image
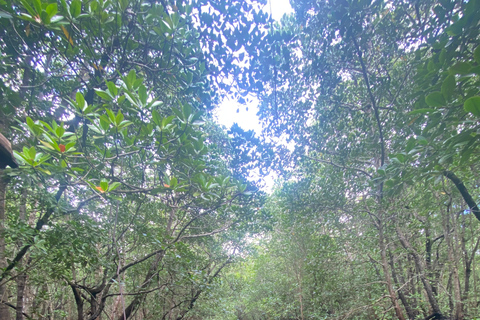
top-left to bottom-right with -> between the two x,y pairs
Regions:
106,109 -> 116,123
76,92 -> 86,111
172,108 -> 184,120
65,141 -> 75,151
45,3 -> 57,18
162,115 -> 175,128
0,11 -> 13,19
108,182 -> 121,191
43,133 -> 60,150
118,120 -> 132,129
14,150 -> 28,163
416,136 -> 428,145
33,0 -> 41,14
50,15 -> 63,23
427,60 -> 435,72
384,179 -> 395,188
133,78 -> 143,89
464,96 -> 480,117
39,140 -> 54,150
99,115 -> 110,131
40,10 -> 51,24
107,81 -> 118,97
37,168 -> 51,175
150,100 -> 163,108
95,89 -> 113,101
28,146 -> 36,160
124,91 -> 138,107
438,154 -> 452,165
115,111 -> 124,125
41,121 -> 53,133
151,110 -> 161,126
138,85 -> 147,105
439,49 -> 446,64
37,154 -> 51,165
100,180 -> 108,192
89,1 -> 97,12
170,177 -> 178,188
396,153 -> 406,163
55,126 -> 65,138
126,69 -> 136,88
425,92 -> 445,107
441,75 -> 455,101
405,138 -> 416,153
59,0 -> 69,14
119,0 -> 128,11
471,66 -> 480,75
20,0 -> 36,17
449,62 -> 471,75
182,103 -> 192,118
445,21 -> 463,36
70,0 -> 81,18
26,117 -> 37,135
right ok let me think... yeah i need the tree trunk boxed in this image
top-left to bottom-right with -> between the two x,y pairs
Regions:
378,222 -> 406,320
424,219 -> 439,296
396,226 -> 441,315
460,213 -> 479,306
16,188 -> 28,320
71,284 -> 84,320
0,173 -> 11,320
447,273 -> 454,314
117,251 -> 165,320
443,171 -> 480,222
443,203 -> 463,320
389,250 -> 417,319
406,255 -> 418,312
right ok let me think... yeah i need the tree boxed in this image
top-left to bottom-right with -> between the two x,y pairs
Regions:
0,0 -> 268,319
245,0 -> 480,319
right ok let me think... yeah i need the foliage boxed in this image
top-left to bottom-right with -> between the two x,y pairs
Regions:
201,0 -> 480,320
0,0 -> 268,319
2,0 -> 480,320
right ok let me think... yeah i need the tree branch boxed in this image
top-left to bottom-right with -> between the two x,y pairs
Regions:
0,300 -> 33,320
0,185 -> 67,283
443,170 -> 480,222
304,155 -> 373,178
352,37 -> 385,170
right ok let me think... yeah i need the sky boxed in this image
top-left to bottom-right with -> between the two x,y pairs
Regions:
214,0 -> 293,134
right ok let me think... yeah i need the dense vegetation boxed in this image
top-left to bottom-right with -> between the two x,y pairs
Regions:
1,0 -> 480,320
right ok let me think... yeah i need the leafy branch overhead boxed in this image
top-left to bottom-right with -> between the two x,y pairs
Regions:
0,0 -> 265,319
2,0 -> 480,320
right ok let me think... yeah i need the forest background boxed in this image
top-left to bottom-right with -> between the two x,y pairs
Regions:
1,0 -> 480,320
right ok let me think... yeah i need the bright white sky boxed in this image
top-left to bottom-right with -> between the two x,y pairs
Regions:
214,0 -> 293,134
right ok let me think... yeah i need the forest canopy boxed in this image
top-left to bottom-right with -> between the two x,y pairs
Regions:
1,0 -> 480,320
